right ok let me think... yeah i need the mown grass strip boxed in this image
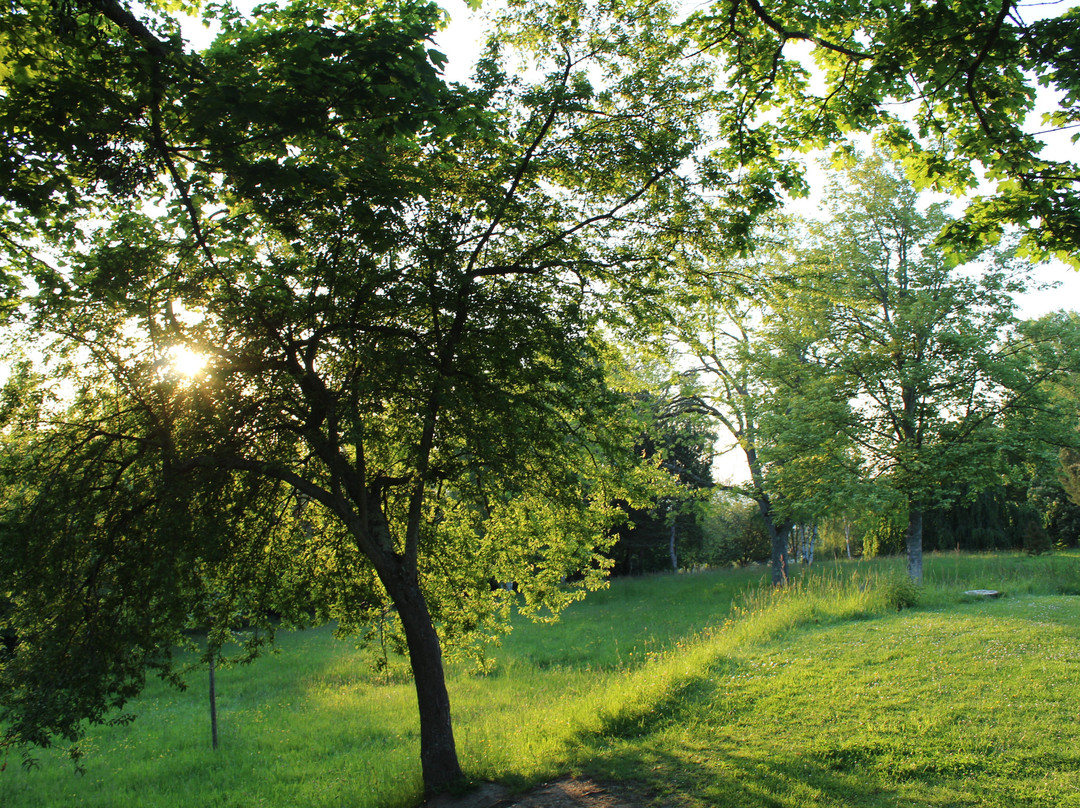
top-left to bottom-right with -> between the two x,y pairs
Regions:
574,597 -> 1080,807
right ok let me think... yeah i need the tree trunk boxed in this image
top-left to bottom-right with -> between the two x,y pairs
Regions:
906,508 -> 924,584
381,567 -> 463,794
770,520 -> 792,586
669,520 -> 678,572
208,652 -> 219,750
745,450 -> 789,586
352,474 -> 463,794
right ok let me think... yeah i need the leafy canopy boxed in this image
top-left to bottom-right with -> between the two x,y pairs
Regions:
686,0 -> 1080,265
0,0 -> 728,783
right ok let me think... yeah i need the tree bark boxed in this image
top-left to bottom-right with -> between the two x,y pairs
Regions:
760,507 -> 791,587
380,565 -> 463,794
906,507 -> 924,584
747,449 -> 790,586
208,652 -> 219,751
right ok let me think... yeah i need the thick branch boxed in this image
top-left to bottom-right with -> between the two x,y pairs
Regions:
743,0 -> 872,61
964,0 -> 1014,141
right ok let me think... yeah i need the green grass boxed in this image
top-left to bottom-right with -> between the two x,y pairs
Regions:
3,552 -> 1079,807
578,596 -> 1080,807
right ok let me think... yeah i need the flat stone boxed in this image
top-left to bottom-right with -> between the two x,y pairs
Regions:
964,589 -> 1001,598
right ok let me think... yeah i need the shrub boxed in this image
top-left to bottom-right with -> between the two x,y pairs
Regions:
863,514 -> 907,558
1018,503 -> 1053,555
881,574 -> 921,611
699,494 -> 771,566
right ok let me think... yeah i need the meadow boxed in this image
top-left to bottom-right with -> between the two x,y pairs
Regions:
2,552 -> 1079,808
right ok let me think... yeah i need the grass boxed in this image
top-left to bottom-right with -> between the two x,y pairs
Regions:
2,552 -> 1079,807
578,595 -> 1080,806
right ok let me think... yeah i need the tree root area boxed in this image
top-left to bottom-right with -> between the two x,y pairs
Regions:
424,777 -> 644,808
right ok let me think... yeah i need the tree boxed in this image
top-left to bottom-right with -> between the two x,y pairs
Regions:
0,0 -> 722,792
927,316 -> 1080,555
1062,448 -> 1080,509
660,234 -> 859,585
668,283 -> 796,585
1030,314 -> 1080,516
607,385 -> 716,575
699,491 -> 772,566
685,0 -> 1080,266
782,155 -> 1075,582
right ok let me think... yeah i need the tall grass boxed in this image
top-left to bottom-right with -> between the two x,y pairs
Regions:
0,566 -> 763,808
921,550 -> 1080,597
463,551 -> 1080,791
519,552 -> 1080,787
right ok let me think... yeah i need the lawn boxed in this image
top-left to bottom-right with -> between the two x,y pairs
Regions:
579,596 -> 1080,807
2,552 -> 1078,807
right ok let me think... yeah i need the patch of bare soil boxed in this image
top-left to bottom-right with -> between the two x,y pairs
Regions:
423,777 -> 648,808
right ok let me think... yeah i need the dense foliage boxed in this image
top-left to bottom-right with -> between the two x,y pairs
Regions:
0,0 -> 724,788
687,0 -> 1080,265
608,390 -> 716,576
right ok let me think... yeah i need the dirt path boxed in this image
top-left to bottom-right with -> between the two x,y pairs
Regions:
424,777 -> 647,808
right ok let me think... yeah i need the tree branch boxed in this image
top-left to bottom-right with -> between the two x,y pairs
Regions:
743,0 -> 872,61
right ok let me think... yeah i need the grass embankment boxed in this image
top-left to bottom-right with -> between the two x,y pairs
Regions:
572,555 -> 1080,807
2,553 -> 1079,808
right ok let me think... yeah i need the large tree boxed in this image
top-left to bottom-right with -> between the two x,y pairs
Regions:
781,156 -> 1075,582
669,282 -> 799,586
0,0 -> 724,792
660,238 -> 858,585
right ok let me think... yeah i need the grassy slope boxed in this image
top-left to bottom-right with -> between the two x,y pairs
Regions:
579,598 -> 1080,807
2,554 -> 1079,807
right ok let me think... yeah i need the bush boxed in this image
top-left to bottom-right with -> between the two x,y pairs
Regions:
699,494 -> 771,566
1018,503 -> 1053,556
880,574 -> 921,611
863,512 -> 907,558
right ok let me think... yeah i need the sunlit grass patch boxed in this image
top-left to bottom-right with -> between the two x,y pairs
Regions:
569,558 -> 1080,808
3,554 -> 1079,807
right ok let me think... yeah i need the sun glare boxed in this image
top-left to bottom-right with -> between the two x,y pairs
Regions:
166,345 -> 209,379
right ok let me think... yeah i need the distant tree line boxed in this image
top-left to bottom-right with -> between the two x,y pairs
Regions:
612,157 -> 1080,578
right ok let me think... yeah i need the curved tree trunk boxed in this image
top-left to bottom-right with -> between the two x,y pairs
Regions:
380,566 -> 463,794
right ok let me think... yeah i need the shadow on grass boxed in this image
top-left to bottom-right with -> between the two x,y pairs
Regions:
562,593 -> 1080,808
575,736 -> 911,808
570,717 -> 1037,808
569,653 -> 893,807
590,657 -> 757,742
